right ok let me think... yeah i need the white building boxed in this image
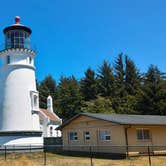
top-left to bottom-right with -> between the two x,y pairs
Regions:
39,96 -> 62,138
0,16 -> 43,145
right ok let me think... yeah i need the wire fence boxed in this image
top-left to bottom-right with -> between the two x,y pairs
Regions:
0,145 -> 166,165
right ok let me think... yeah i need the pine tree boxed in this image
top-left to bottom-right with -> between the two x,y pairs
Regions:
138,65 -> 166,115
38,75 -> 57,109
113,54 -> 126,113
81,96 -> 115,114
114,53 -> 126,97
97,60 -> 115,97
112,54 -> 141,114
57,76 -> 83,120
125,56 -> 141,95
80,68 -> 97,101
38,84 -> 50,108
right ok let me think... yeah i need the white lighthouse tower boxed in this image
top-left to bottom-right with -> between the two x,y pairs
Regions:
0,16 -> 43,145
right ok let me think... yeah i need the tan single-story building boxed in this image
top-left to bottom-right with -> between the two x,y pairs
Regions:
59,113 -> 166,155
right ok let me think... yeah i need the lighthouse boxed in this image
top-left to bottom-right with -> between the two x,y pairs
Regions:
0,17 -> 43,145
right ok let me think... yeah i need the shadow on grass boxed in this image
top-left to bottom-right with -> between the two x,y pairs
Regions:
45,149 -> 126,160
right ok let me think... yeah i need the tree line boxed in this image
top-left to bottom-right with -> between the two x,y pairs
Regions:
37,53 -> 166,121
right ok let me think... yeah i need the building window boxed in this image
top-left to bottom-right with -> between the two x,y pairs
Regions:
84,131 -> 90,141
137,129 -> 151,141
33,95 -> 38,108
30,91 -> 39,111
29,56 -> 32,64
69,132 -> 78,141
7,56 -> 10,64
50,126 -> 53,137
56,130 -> 59,137
5,30 -> 30,49
99,130 -> 111,141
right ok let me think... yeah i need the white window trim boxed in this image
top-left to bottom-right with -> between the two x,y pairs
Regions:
69,132 -> 78,141
98,130 -> 111,142
136,128 -> 151,141
84,131 -> 90,141
30,91 -> 39,111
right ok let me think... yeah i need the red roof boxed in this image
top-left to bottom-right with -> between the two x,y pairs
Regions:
40,108 -> 61,122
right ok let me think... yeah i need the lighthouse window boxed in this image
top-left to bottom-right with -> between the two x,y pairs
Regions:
34,95 -> 38,108
30,91 -> 39,111
5,30 -> 30,49
29,57 -> 32,64
15,31 -> 19,37
7,56 -> 10,64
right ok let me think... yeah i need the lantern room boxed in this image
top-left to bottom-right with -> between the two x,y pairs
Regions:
3,16 -> 31,49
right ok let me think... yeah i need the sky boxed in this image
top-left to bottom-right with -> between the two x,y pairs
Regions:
0,0 -> 166,82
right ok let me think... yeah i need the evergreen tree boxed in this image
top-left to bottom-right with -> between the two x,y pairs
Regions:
80,68 -> 97,101
138,65 -> 166,115
57,76 -> 83,120
125,56 -> 141,95
37,54 -> 166,117
38,75 -> 57,109
112,95 -> 138,114
114,53 -> 126,97
113,54 -> 126,113
112,54 -> 141,114
81,96 -> 115,114
97,60 -> 115,97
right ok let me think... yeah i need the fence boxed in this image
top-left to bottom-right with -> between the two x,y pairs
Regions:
0,43 -> 37,52
0,145 -> 166,165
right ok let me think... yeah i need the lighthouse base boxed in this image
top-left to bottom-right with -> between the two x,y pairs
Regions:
0,131 -> 43,145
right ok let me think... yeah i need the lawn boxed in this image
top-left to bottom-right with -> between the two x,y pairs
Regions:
0,152 -> 166,166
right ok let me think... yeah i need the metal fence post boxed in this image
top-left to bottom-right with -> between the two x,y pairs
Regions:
13,145 -> 15,159
44,146 -> 46,166
148,146 -> 151,166
29,144 -> 31,153
89,146 -> 93,166
4,145 -> 7,161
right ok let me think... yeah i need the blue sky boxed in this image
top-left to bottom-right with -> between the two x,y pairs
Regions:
0,0 -> 166,82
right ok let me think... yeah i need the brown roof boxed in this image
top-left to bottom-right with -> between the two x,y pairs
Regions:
40,108 -> 61,122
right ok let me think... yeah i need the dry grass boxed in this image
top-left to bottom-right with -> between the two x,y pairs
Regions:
1,153 -> 166,166
0,155 -> 40,166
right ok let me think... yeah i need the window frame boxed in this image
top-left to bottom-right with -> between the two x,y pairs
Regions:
69,132 -> 78,141
7,55 -> 10,64
136,128 -> 151,141
50,126 -> 53,137
5,30 -> 30,49
98,130 -> 111,141
29,56 -> 32,64
84,131 -> 90,141
30,91 -> 39,111
33,95 -> 38,108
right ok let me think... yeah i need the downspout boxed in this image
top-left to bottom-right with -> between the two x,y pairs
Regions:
124,125 -> 131,158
